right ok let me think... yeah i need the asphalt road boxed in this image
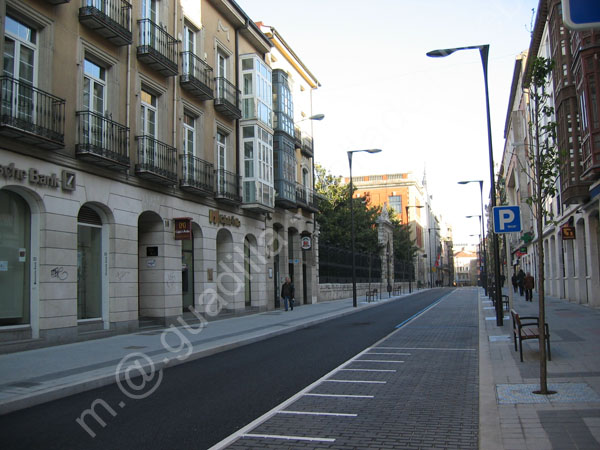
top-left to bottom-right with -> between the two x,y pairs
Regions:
0,288 -> 451,450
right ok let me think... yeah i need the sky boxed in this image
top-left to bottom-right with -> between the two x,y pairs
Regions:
237,0 -> 539,247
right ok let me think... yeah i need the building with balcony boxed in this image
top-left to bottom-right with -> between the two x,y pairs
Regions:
499,0 -> 600,307
0,0 -> 321,350
256,23 -> 320,307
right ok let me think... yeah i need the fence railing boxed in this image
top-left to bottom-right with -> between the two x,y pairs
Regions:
137,18 -> 177,66
135,135 -> 177,181
319,244 -> 382,284
0,76 -> 65,145
80,0 -> 132,32
215,168 -> 241,202
180,152 -> 213,192
76,110 -> 129,165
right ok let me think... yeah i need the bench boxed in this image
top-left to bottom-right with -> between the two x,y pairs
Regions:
366,288 -> 378,303
510,309 -> 551,362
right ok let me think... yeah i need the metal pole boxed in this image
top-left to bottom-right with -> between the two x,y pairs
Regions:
480,45 -> 503,326
478,181 -> 488,296
349,152 -> 357,307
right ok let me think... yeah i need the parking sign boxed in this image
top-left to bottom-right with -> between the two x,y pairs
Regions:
493,206 -> 522,234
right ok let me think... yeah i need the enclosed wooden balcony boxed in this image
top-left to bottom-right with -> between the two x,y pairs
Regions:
275,178 -> 297,209
76,110 -> 130,170
0,76 -> 65,149
137,19 -> 178,77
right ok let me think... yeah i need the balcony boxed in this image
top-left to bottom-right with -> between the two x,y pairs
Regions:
295,183 -> 318,212
79,0 -> 132,46
180,52 -> 214,100
301,134 -> 314,158
137,19 -> 178,77
134,135 -> 177,185
214,77 -> 241,120
76,110 -> 129,170
215,168 -> 241,204
293,125 -> 302,148
0,76 -> 65,149
275,179 -> 296,209
180,153 -> 214,196
242,180 -> 274,213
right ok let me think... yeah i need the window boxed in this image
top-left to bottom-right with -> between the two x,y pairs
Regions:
242,125 -> 273,206
272,69 -> 294,136
183,112 -> 195,156
182,22 -> 196,77
140,88 -> 157,165
389,195 -> 402,213
3,15 -> 37,122
240,55 -> 272,127
83,58 -> 106,148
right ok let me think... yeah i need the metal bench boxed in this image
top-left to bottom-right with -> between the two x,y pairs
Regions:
510,309 -> 551,362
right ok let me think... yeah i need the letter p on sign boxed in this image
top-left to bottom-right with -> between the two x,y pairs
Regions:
493,206 -> 522,234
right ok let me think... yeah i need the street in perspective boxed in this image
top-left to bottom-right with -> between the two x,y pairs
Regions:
2,0 -> 600,449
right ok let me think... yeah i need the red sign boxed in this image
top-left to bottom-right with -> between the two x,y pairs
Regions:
561,225 -> 575,240
174,217 -> 192,240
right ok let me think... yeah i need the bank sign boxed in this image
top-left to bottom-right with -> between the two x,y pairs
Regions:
0,162 -> 76,191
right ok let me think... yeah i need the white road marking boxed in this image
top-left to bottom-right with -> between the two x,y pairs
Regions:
278,410 -> 357,417
242,433 -> 335,443
304,393 -> 374,399
339,368 -> 396,372
324,379 -> 386,384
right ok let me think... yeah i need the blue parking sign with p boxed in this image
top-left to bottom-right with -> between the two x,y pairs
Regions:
493,206 -> 522,233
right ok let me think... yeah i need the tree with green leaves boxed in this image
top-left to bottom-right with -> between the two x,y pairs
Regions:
524,56 -> 560,395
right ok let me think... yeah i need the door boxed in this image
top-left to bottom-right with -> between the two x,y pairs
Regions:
216,50 -> 227,99
140,0 -> 158,46
83,59 -> 106,148
182,236 -> 194,311
3,15 -> 37,124
140,89 -> 157,167
183,24 -> 195,77
216,130 -> 226,192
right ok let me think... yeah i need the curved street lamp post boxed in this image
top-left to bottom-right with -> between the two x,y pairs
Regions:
427,44 -> 503,326
348,149 -> 382,307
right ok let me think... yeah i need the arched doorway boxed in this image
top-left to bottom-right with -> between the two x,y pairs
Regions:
216,228 -> 234,312
77,204 -> 106,322
0,189 -> 31,326
138,211 -> 165,319
244,234 -> 257,307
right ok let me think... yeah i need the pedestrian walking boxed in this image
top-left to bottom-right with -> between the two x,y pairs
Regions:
517,269 -> 525,296
511,273 -> 518,293
281,277 -> 295,311
524,272 -> 535,302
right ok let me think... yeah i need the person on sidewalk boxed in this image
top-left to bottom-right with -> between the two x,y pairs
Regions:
511,273 -> 518,293
517,269 -> 526,296
524,272 -> 535,302
281,277 -> 295,311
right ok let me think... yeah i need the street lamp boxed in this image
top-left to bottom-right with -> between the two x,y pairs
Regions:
348,149 -> 382,307
460,180 -> 487,296
466,214 -> 484,289
428,44 -> 503,326
405,205 -> 424,293
296,113 -> 325,123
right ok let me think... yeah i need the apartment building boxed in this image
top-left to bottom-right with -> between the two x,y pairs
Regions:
500,0 -> 600,307
0,0 -> 319,349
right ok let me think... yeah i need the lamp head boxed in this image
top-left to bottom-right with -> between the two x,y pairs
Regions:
308,113 -> 325,121
366,149 -> 382,154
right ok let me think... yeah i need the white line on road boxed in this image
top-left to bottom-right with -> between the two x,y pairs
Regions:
375,347 -> 476,351
278,410 -> 357,417
367,352 -> 411,355
304,393 -> 374,399
324,379 -> 386,384
355,359 -> 405,363
339,368 -> 396,372
242,433 -> 335,443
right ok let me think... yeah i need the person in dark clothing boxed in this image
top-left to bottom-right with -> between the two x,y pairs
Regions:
281,277 -> 295,311
524,272 -> 535,301
511,273 -> 518,293
517,269 -> 526,296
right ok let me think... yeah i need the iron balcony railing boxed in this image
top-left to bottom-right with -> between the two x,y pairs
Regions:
215,168 -> 241,202
180,152 -> 214,194
135,135 -> 177,183
79,0 -> 132,46
137,18 -> 178,76
214,77 -> 241,119
180,51 -> 213,99
301,134 -> 314,157
295,183 -> 318,210
0,76 -> 65,148
76,110 -> 129,169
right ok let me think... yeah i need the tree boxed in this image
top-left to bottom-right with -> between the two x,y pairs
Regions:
389,210 -> 418,281
524,56 -> 560,395
314,164 -> 381,254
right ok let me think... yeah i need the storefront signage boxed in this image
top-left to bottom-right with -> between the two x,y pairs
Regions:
300,236 -> 312,250
561,225 -> 576,240
209,209 -> 241,227
0,162 -> 76,191
146,246 -> 158,257
174,217 -> 192,240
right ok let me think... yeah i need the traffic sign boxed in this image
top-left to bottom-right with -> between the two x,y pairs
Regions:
493,206 -> 522,234
562,0 -> 600,30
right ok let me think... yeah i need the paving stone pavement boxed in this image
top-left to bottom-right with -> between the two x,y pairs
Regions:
218,289 -> 480,449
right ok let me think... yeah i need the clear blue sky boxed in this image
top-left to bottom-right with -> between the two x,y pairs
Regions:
237,0 -> 539,246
